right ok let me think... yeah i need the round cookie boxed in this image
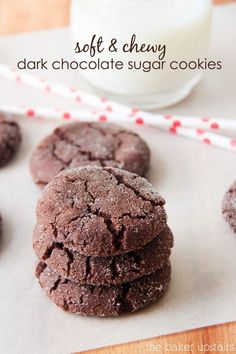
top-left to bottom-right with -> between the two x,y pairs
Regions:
33,226 -> 173,285
0,214 -> 2,238
0,113 -> 21,167
35,166 -> 167,256
36,262 -> 171,317
30,122 -> 150,188
222,181 -> 236,232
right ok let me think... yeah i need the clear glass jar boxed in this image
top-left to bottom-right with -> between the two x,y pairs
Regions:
70,0 -> 212,109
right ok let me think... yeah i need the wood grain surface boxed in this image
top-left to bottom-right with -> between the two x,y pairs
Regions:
0,1 -> 235,353
77,322 -> 236,354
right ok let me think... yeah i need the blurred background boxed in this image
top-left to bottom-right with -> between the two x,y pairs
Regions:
0,0 -> 235,35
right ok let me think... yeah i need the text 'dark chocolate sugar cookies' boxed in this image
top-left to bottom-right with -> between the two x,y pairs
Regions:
33,166 -> 174,317
30,122 -> 150,188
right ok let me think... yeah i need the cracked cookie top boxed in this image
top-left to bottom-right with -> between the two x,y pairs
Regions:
36,261 -> 171,317
30,122 -> 150,188
222,181 -> 236,233
33,225 -> 173,285
35,166 -> 167,256
0,113 -> 21,167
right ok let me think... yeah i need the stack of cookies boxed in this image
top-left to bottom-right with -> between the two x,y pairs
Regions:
33,166 -> 174,317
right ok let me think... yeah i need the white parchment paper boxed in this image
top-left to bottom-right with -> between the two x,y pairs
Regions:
0,4 -> 236,354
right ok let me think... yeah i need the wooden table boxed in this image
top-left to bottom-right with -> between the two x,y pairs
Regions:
77,322 -> 236,354
0,1 -> 235,353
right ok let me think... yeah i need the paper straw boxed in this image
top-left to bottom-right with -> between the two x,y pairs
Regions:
0,63 -> 236,133
1,103 -> 236,152
160,125 -> 236,152
156,114 -> 236,132
0,103 -> 172,127
0,63 -> 127,113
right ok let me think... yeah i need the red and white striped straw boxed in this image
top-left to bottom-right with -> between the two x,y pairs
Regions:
0,63 -> 235,131
0,63 -> 235,152
0,103 -> 236,152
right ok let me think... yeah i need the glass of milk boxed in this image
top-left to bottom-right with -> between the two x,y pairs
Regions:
70,0 -> 212,109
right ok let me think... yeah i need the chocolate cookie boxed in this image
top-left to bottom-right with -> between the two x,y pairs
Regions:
36,262 -> 171,317
0,113 -> 21,167
30,122 -> 150,188
0,214 -> 2,238
222,181 -> 236,232
35,166 -> 167,256
33,226 -> 173,285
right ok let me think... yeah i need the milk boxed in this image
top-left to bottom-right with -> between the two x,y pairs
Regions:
70,0 -> 212,108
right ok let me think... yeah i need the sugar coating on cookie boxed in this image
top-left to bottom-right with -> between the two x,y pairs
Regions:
222,181 -> 236,233
0,114 -> 21,167
35,166 -> 167,256
36,261 -> 171,317
33,225 -> 173,285
30,122 -> 150,188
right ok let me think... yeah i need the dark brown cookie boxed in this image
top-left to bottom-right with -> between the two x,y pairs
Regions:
0,113 -> 21,167
33,226 -> 173,285
35,166 -> 167,256
0,214 -> 2,238
30,122 -> 150,188
222,181 -> 236,232
36,261 -> 171,317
